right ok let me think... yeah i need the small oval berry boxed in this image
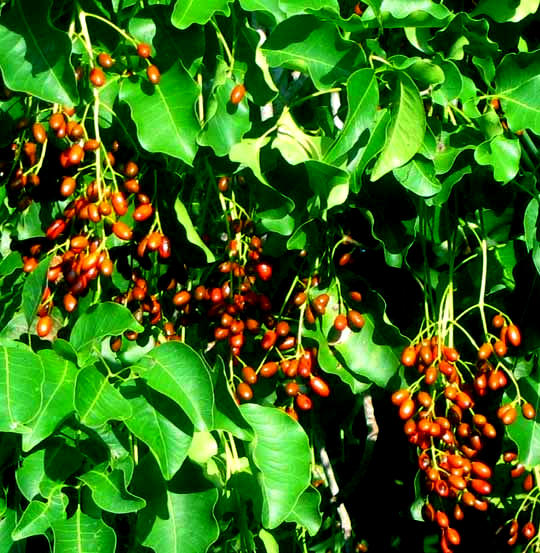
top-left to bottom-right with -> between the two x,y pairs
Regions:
347,310 -> 364,329
522,402 -> 536,420
146,64 -> 161,84
137,42 -> 152,58
241,366 -> 257,385
237,382 -> 253,401
506,324 -> 521,347
112,221 -> 133,241
296,393 -> 312,411
401,346 -> 417,367
310,376 -> 330,397
37,315 -> 52,337
230,84 -> 246,104
90,67 -> 106,87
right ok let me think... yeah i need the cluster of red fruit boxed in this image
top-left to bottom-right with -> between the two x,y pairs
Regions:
391,314 -> 535,553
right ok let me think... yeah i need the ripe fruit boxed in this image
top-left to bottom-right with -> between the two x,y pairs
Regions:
347,310 -> 364,329
334,314 -> 348,331
391,389 -> 409,406
285,381 -> 300,396
522,402 -> 536,420
111,191 -> 128,216
98,52 -> 113,69
477,342 -> 492,360
63,293 -> 77,312
256,262 -> 272,281
260,362 -> 278,378
492,313 -> 504,328
230,84 -> 246,104
90,67 -> 106,87
237,382 -> 253,401
146,64 -> 161,84
401,346 -> 417,367
296,393 -> 312,411
112,221 -> 133,241
399,398 -> 415,420
310,376 -> 330,397
37,315 -> 52,337
137,42 -> 152,58
217,176 -> 229,192
32,122 -> 47,144
241,366 -> 257,385
523,522 -> 536,540
506,324 -> 521,346
133,204 -> 153,222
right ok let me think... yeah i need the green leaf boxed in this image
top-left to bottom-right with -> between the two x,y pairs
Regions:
79,468 -> 145,514
305,161 -> 349,217
0,0 -> 78,105
239,0 -> 286,22
524,197 -> 539,251
240,404 -> 311,528
472,0 -> 539,23
133,342 -> 215,432
325,68 -> 379,165
285,486 -> 322,536
22,349 -> 77,452
70,302 -> 143,364
393,156 -> 442,197
173,197 -> 216,263
120,66 -> 200,165
262,15 -> 365,90
360,0 -> 451,28
135,456 -> 220,553
171,0 -> 232,29
279,0 -> 340,16
22,255 -> 50,328
230,136 -> 272,185
75,366 -> 133,428
0,252 -> 22,279
496,51 -> 540,135
0,345 -> 43,433
12,488 -> 67,540
0,509 -> 17,552
122,381 -> 194,480
371,71 -> 425,181
474,135 -> 521,184
52,507 -> 116,553
506,373 -> 540,468
197,64 -> 251,157
258,528 -> 279,553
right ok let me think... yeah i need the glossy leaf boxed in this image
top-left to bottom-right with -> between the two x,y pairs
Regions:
174,197 -> 216,263
360,0 -> 451,28
171,0 -> 232,29
22,255 -> 50,328
0,0 -> 78,105
22,349 -> 77,452
262,15 -> 365,90
75,366 -> 133,428
474,135 -> 521,184
132,342 -> 215,432
240,404 -> 311,528
393,156 -> 442,197
496,51 -> 540,135
120,66 -> 200,165
473,0 -> 539,22
52,508 -> 116,553
70,302 -> 143,363
285,486 -> 322,536
0,252 -> 22,279
122,381 -> 194,480
0,345 -> 43,433
79,468 -> 146,513
371,71 -> 425,181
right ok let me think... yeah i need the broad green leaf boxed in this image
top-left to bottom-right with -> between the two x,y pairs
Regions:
0,0 -> 78,105
75,366 -> 133,428
0,509 -> 17,552
173,198 -> 215,263
22,349 -> 77,451
496,51 -> 540,135
133,342 -> 214,431
524,197 -> 539,251
240,404 -> 311,528
230,136 -> 272,185
371,72 -> 425,181
360,0 -> 451,28
390,56 -> 445,90
92,423 -> 134,485
280,0 -> 340,16
474,135 -> 521,184
120,66 -> 200,165
472,0 -> 539,22
12,488 -> 67,540
16,449 -> 49,501
0,252 -> 21,278
305,161 -> 349,217
122,381 -> 194,480
239,0 -> 286,22
506,373 -> 540,468
22,255 -> 50,328
171,0 -> 232,29
0,345 -> 43,433
70,302 -> 143,363
258,529 -> 279,553
285,486 -> 322,536
79,468 -> 145,513
393,156 -> 441,197
262,15 -> 365,90
188,432 -> 218,464
197,64 -> 251,157
135,456 -> 220,553
52,508 -> 116,553
325,68 -> 379,165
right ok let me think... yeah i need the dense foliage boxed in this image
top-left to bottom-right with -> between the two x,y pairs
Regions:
0,0 -> 539,552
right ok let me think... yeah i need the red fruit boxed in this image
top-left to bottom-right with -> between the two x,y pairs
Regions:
159,236 -> 171,259
217,176 -> 229,192
334,314 -> 348,331
256,262 -> 272,281
32,122 -> 47,144
296,393 -> 312,411
391,389 -> 409,406
241,366 -> 257,385
492,313 -> 505,328
399,398 -> 415,420
36,315 -> 52,337
471,461 -> 492,479
310,376 -> 330,397
237,382 -> 253,401
498,404 -> 517,425
493,339 -> 507,357
63,293 -> 77,312
470,478 -> 492,495
147,231 -> 163,251
230,84 -> 246,104
111,191 -> 128,216
506,324 -> 521,346
443,346 -> 459,362
446,528 -> 460,546
347,310 -> 364,329
522,402 -> 536,420
133,203 -> 153,222
285,381 -> 300,396
401,346 -> 417,367
259,362 -> 278,378
98,52 -> 114,68
436,510 -> 449,528
137,42 -> 152,58
46,219 -> 66,240
261,330 -> 277,350
523,522 -> 536,540
477,342 -> 492,360
90,67 -> 106,87
112,221 -> 133,241
146,64 -> 161,84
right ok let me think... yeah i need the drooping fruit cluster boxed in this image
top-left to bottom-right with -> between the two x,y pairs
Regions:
392,315 -> 534,553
